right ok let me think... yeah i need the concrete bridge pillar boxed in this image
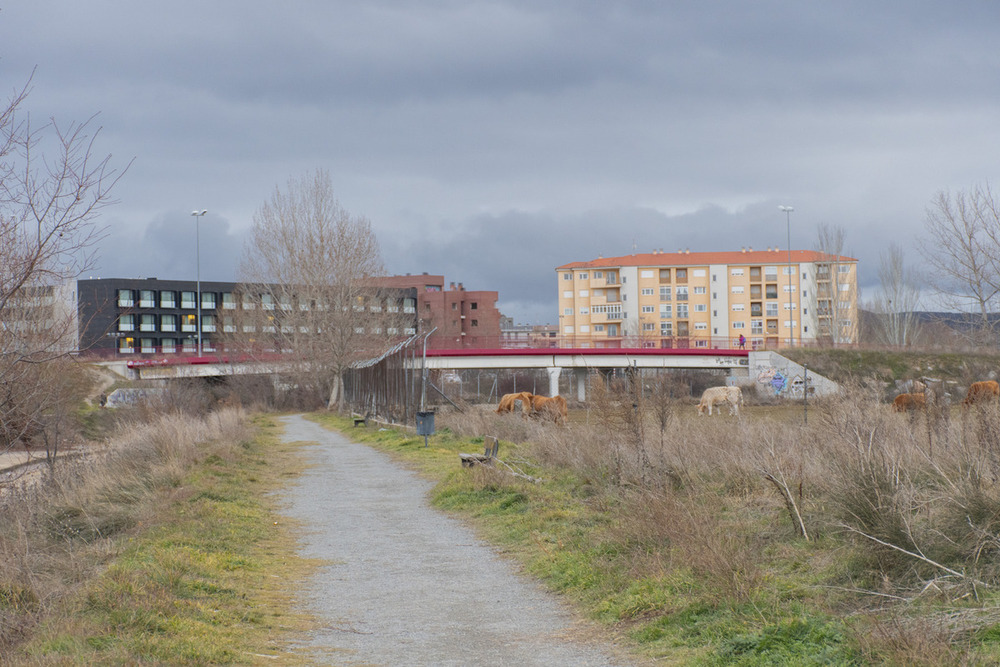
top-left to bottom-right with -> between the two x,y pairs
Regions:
547,366 -> 562,397
574,367 -> 588,401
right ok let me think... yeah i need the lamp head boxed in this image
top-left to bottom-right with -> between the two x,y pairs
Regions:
191,209 -> 207,216
778,205 -> 794,213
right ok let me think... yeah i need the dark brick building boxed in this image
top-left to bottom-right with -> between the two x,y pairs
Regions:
373,274 -> 501,348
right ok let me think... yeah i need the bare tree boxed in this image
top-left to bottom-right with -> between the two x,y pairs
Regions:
0,72 -> 127,454
813,223 -> 857,346
919,183 -> 1000,343
236,169 -> 408,411
868,243 -> 922,347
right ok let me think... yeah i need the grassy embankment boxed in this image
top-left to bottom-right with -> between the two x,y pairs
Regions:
312,377 -> 1000,666
1,409 -> 322,665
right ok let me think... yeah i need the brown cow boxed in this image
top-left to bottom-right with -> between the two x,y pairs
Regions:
530,394 -> 568,424
963,381 -> 1000,407
892,392 -> 926,412
496,392 -> 534,415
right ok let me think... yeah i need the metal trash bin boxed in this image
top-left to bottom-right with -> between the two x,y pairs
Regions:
416,411 -> 435,447
416,411 -> 435,436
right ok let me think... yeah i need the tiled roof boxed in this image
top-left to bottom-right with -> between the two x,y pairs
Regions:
556,249 -> 857,270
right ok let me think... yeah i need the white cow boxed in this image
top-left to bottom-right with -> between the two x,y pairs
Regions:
697,386 -> 743,416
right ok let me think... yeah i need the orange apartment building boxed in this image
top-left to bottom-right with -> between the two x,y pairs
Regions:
374,273 -> 501,348
556,249 -> 858,349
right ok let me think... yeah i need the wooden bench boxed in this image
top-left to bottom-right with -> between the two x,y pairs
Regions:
352,412 -> 371,427
459,436 -> 499,467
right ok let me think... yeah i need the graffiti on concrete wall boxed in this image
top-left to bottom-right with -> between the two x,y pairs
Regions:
756,365 -> 814,398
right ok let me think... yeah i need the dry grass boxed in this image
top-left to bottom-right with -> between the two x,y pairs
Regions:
0,407 -> 255,656
440,377 -> 1000,662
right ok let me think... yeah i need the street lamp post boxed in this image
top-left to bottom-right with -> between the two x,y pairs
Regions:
191,209 -> 207,357
779,205 -> 794,346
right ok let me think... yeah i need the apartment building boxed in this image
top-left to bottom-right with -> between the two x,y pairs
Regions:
556,249 -> 858,349
373,274 -> 501,348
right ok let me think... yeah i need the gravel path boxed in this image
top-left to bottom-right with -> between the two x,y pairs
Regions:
278,414 -> 637,666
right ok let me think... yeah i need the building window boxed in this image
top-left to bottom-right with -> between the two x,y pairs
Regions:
676,286 -> 688,301
694,304 -> 707,312
563,273 -> 572,280
261,293 -> 275,310
182,338 -> 197,353
642,305 -> 654,313
563,308 -> 573,316
181,291 -> 196,309
733,322 -> 746,329
181,314 -> 197,332
766,303 -> 778,317
563,291 -> 573,299
594,325 -> 604,332
579,290 -> 589,297
693,286 -> 706,294
751,320 -> 763,334
117,289 -> 133,307
694,322 -> 708,330
471,319 -> 478,327
732,304 -> 745,311
222,292 -> 236,309
660,286 -> 671,300
161,314 -> 177,332
660,322 -> 672,335
202,314 -> 216,332
676,304 -> 689,318
139,314 -> 156,332
160,291 -> 176,308
139,290 -> 155,308
641,270 -> 654,278
161,338 -> 176,354
140,338 -> 156,354
642,322 -> 655,331
732,286 -> 745,294
452,303 -> 458,310
730,268 -> 744,276
578,273 -> 587,280
765,266 -> 778,278
693,269 -> 706,277
241,295 -> 256,310
660,304 -> 672,318
641,288 -> 654,296
580,307 -> 589,314
223,316 -> 235,333
118,337 -> 134,354
471,302 -> 478,310
606,272 -> 617,284
839,265 -> 851,273
580,325 -> 590,332
594,271 -> 603,278
118,314 -> 135,332
564,325 -> 574,334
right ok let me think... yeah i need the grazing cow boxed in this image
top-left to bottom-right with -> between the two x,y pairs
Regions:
892,392 -> 926,412
496,392 -> 534,415
530,394 -> 568,424
963,381 -> 1000,407
697,386 -> 743,416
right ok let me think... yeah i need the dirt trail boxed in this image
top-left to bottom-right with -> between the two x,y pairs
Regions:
278,414 -> 638,666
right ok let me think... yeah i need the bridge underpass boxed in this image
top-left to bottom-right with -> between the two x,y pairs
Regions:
411,348 -> 752,400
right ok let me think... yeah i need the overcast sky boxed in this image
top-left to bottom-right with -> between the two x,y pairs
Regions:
5,2 -> 998,323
